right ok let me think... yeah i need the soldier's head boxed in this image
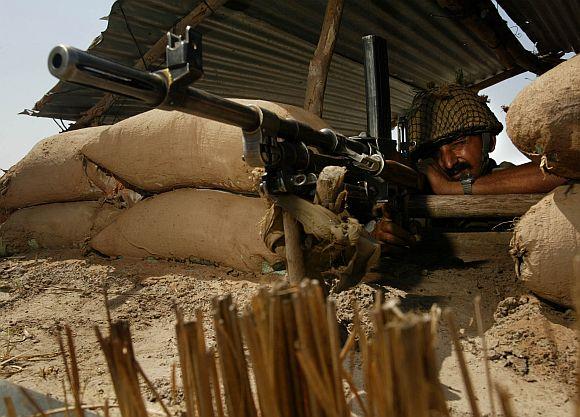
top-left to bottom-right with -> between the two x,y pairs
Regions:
407,84 -> 502,179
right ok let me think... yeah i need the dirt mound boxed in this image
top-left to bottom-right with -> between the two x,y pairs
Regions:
487,295 -> 576,386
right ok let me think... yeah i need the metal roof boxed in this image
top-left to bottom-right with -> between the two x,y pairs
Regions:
30,0 -> 569,135
498,0 -> 580,55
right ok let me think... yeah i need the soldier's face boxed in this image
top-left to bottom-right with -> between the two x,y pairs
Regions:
434,135 -> 493,180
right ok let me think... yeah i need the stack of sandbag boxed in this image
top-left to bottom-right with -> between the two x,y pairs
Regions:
91,189 -> 282,272
82,99 -> 328,194
506,54 -> 579,179
0,127 -> 118,210
1,202 -> 121,255
0,127 -> 123,256
83,99 -> 330,272
510,184 -> 579,307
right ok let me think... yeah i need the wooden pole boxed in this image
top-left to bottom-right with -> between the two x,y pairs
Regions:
283,211 -> 306,283
407,194 -> 545,218
282,0 -> 345,284
303,0 -> 345,116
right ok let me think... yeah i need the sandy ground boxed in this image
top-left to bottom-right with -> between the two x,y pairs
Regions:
0,247 -> 576,416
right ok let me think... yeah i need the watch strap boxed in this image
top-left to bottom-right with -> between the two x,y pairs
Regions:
460,175 -> 474,195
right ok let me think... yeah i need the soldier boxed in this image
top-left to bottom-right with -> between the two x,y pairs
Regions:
372,84 -> 567,251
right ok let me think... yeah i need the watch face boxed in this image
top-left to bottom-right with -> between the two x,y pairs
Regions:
460,174 -> 474,194
460,173 -> 474,183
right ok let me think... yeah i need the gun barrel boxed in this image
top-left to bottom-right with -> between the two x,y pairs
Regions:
48,45 -> 167,105
47,44 -> 419,189
48,45 -> 262,131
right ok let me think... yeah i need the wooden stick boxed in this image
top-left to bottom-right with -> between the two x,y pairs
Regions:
291,0 -> 346,284
304,0 -> 345,116
283,212 -> 306,284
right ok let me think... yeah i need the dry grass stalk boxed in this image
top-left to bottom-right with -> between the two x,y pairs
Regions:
3,397 -> 17,417
362,299 -> 449,417
444,309 -> 481,417
495,384 -> 516,417
175,308 -> 216,417
208,348 -> 225,417
213,294 -> 257,417
9,404 -> 119,417
57,325 -> 83,417
95,321 -> 148,417
17,387 -> 47,417
474,295 -> 496,417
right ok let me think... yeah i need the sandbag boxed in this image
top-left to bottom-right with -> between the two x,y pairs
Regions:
90,189 -> 282,272
0,127 -> 118,210
510,184 -> 580,307
82,99 -> 330,193
0,202 -> 121,255
506,55 -> 580,179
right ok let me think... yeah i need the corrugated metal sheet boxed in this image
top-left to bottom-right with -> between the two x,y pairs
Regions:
498,0 -> 580,54
31,0 -> 565,134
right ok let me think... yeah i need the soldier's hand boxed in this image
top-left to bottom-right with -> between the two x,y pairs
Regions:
416,159 -> 461,195
370,205 -> 416,254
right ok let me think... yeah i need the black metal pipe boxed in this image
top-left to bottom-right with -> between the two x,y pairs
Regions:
363,35 -> 391,152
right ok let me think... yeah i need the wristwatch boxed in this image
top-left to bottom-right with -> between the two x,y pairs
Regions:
460,173 -> 474,195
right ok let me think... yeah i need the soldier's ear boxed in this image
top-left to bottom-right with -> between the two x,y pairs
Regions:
489,135 -> 496,153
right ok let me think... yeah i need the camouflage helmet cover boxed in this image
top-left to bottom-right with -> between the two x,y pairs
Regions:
406,84 -> 503,158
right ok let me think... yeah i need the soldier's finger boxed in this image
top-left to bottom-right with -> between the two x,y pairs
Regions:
377,220 -> 415,243
374,230 -> 411,247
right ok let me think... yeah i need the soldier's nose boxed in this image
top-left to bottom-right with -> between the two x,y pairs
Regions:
439,145 -> 457,170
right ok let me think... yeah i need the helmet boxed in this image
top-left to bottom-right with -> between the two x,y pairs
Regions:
406,84 -> 503,160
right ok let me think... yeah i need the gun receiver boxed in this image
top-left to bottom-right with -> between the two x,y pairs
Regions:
48,28 -> 419,221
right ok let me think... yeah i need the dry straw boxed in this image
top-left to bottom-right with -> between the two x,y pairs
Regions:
4,279 -> 521,417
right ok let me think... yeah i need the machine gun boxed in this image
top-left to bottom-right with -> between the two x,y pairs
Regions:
48,28 -> 419,226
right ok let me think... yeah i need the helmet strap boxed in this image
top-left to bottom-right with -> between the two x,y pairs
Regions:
480,132 -> 491,174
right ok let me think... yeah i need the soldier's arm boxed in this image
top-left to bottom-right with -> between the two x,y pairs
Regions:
420,161 -> 567,195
